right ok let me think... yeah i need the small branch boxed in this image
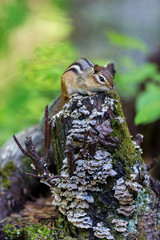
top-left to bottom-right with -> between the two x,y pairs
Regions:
76,142 -> 90,161
66,131 -> 91,176
45,175 -> 62,182
45,120 -> 51,162
81,131 -> 89,149
24,137 -> 49,177
25,137 -> 41,162
13,105 -> 53,180
26,173 -> 43,179
66,141 -> 75,177
45,105 -> 51,159
108,105 -> 115,119
13,135 -> 27,156
45,105 -> 49,152
76,131 -> 90,160
147,159 -> 157,172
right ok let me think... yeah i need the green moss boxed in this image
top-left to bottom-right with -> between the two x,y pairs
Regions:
3,224 -> 43,240
108,91 -> 143,176
56,215 -> 90,239
21,156 -> 33,170
157,225 -> 160,231
64,237 -> 77,240
3,223 -> 70,240
0,160 -> 16,189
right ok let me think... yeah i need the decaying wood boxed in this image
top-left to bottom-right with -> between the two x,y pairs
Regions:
1,91 -> 160,240
49,91 -> 160,239
0,124 -> 45,220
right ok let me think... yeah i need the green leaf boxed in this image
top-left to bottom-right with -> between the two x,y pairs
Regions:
116,63 -> 158,98
105,30 -> 149,53
135,83 -> 160,124
153,73 -> 160,82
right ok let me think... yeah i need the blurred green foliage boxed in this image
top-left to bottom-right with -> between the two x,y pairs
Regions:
106,30 -> 160,125
0,42 -> 77,146
51,0 -> 71,10
135,83 -> 160,124
0,0 -> 29,55
0,0 -> 73,146
116,63 -> 159,97
105,30 -> 149,53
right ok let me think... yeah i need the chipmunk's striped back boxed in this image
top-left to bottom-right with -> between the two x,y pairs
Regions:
64,58 -> 94,75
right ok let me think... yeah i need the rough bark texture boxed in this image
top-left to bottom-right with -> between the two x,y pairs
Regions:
0,91 -> 160,240
48,91 -> 160,239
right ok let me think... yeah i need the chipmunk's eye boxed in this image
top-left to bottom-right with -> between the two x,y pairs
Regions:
99,76 -> 105,82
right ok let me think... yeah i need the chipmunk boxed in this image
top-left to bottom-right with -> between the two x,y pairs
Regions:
48,58 -> 115,117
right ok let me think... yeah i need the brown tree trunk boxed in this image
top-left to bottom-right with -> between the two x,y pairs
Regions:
49,91 -> 159,239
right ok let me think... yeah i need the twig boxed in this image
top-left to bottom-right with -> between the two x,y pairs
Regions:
66,132 -> 90,176
26,173 -> 43,179
66,141 -> 75,177
75,131 -> 90,161
81,131 -> 89,149
13,105 -> 52,180
147,159 -> 157,172
76,142 -> 90,161
13,134 -> 27,156
45,175 -> 62,182
108,105 -> 115,119
45,105 -> 49,155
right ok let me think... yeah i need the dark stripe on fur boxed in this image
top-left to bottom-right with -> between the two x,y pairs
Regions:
82,58 -> 93,67
65,67 -> 79,74
68,62 -> 83,70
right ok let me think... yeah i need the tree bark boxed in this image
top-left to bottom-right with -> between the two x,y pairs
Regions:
49,91 -> 159,240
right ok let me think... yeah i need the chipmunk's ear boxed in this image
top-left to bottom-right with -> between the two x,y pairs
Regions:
104,61 -> 110,69
108,63 -> 116,79
94,64 -> 101,74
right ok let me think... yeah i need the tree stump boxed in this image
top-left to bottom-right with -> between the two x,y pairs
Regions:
46,91 -> 159,239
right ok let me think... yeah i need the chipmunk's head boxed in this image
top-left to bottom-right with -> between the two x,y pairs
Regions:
90,62 -> 115,91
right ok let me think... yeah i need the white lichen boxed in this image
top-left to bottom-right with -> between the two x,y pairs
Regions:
114,175 -> 143,217
93,222 -> 114,239
112,219 -> 128,232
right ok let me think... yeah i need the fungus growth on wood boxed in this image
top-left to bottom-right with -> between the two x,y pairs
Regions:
13,91 -> 159,240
